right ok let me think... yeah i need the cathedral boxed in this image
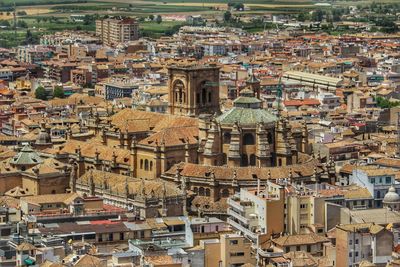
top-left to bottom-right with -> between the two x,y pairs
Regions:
38,62 -> 332,216
167,62 -> 308,168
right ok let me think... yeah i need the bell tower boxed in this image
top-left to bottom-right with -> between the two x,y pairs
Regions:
168,63 -> 220,117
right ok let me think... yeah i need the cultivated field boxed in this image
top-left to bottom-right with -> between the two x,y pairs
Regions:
0,7 -> 51,20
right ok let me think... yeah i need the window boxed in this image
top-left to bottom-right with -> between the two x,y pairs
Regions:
386,177 -> 392,184
355,239 -> 358,244
140,159 -> 143,169
296,246 -> 300,251
229,240 -> 238,245
120,232 -> 124,240
223,132 -> 231,144
300,204 -> 308,209
144,159 -> 149,171
230,252 -> 245,257
307,245 -> 311,252
355,251 -> 359,257
349,252 -> 352,258
349,240 -> 352,245
242,133 -> 255,145
370,178 -> 375,183
108,233 -> 113,241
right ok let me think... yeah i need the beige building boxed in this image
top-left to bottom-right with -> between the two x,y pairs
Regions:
227,182 -> 285,243
336,223 -> 393,267
189,234 -> 255,267
286,188 -> 327,235
271,232 -> 330,255
96,17 -> 139,47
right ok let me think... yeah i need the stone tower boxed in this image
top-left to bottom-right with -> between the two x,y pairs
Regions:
168,63 -> 220,117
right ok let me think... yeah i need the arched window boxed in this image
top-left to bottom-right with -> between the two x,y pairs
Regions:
221,188 -> 230,198
150,161 -> 153,171
193,187 -> 198,194
205,188 -> 211,196
223,132 -> 231,144
202,87 -> 207,105
199,187 -> 205,196
243,133 -> 255,145
173,80 -> 185,104
249,154 -> 256,166
208,92 -> 212,103
140,159 -> 143,169
144,159 -> 149,171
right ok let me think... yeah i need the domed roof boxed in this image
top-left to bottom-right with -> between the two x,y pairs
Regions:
383,185 -> 400,204
35,123 -> 51,145
10,145 -> 43,166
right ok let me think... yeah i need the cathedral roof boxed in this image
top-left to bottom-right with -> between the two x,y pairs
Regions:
10,145 -> 43,166
138,126 -> 199,147
216,107 -> 277,126
78,170 -> 182,198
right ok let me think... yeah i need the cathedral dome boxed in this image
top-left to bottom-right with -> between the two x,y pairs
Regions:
383,185 -> 400,204
10,145 -> 43,169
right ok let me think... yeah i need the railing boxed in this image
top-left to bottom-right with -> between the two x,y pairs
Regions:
227,218 -> 257,241
227,208 -> 249,225
258,248 -> 283,258
227,198 -> 244,212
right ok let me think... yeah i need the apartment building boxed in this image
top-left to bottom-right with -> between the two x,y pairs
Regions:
336,223 -> 393,267
350,166 -> 399,208
96,17 -> 139,47
188,234 -> 255,267
103,76 -> 139,100
286,188 -> 327,235
227,181 -> 285,244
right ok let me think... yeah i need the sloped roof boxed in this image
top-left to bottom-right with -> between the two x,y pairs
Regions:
273,233 -> 329,247
10,145 -> 43,166
217,107 -> 277,126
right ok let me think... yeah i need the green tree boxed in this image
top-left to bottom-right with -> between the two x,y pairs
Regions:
155,15 -> 162,24
297,12 -> 308,22
0,20 -> 10,27
312,9 -> 324,22
53,86 -> 65,99
17,20 -> 28,28
224,11 -> 232,22
234,3 -> 244,11
35,86 -> 48,100
24,29 -> 34,45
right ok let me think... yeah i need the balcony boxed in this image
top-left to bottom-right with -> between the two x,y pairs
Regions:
227,208 -> 249,225
258,248 -> 283,258
227,218 -> 257,241
227,198 -> 244,212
